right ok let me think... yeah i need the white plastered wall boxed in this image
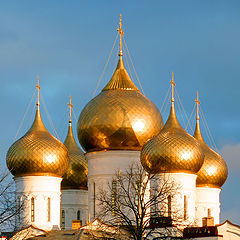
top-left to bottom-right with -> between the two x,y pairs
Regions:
61,189 -> 88,229
15,176 -> 62,231
86,150 -> 140,220
195,187 -> 221,226
156,172 -> 197,227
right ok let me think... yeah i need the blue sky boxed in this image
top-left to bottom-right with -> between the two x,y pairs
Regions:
1,1 -> 240,223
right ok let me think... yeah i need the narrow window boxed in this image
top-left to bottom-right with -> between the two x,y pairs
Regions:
77,210 -> 80,220
184,195 -> 188,220
167,195 -> 172,217
207,208 -> 211,217
61,210 -> 65,229
47,197 -> 51,222
93,182 -> 96,218
152,193 -> 157,216
112,179 -> 117,215
31,197 -> 35,222
17,196 -> 21,223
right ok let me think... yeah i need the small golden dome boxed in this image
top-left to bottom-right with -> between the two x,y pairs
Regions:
77,56 -> 163,152
62,97 -> 88,189
141,104 -> 204,174
194,119 -> 228,188
7,107 -> 69,177
141,75 -> 204,174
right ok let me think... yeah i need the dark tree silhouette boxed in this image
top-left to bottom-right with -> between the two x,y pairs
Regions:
96,163 -> 185,240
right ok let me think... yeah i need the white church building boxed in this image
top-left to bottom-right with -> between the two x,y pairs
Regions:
7,15 -> 239,240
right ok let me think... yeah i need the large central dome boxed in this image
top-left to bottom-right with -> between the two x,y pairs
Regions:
77,55 -> 163,152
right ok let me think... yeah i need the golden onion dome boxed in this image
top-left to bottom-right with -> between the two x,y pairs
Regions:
62,98 -> 88,190
141,75 -> 204,174
6,80 -> 69,177
77,56 -> 163,152
77,16 -> 163,152
193,94 -> 228,188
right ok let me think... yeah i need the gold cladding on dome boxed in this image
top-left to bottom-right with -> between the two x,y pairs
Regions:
62,97 -> 88,189
77,16 -> 163,152
141,74 -> 204,174
102,57 -> 139,91
6,79 -> 69,177
193,93 -> 228,188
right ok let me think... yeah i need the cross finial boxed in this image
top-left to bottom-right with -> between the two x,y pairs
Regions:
195,91 -> 200,120
170,72 -> 176,102
117,14 -> 124,56
67,96 -> 73,123
36,76 -> 40,106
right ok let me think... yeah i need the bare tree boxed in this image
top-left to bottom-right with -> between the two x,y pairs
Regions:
0,171 -> 25,233
96,163 -> 185,240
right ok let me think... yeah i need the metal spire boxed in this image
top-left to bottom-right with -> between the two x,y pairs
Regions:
67,96 -> 73,124
195,91 -> 200,120
170,72 -> 176,103
117,14 -> 124,56
36,76 -> 40,107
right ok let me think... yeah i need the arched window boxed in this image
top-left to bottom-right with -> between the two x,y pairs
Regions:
31,197 -> 35,222
61,210 -> 65,229
167,195 -> 172,217
112,179 -> 117,215
184,195 -> 188,220
47,197 -> 51,222
77,210 -> 81,220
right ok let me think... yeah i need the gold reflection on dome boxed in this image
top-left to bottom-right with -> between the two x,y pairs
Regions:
62,97 -> 88,190
6,78 -> 69,177
141,73 -> 204,174
193,92 -> 228,188
77,15 -> 163,152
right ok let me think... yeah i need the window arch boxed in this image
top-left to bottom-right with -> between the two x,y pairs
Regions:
31,197 -> 35,222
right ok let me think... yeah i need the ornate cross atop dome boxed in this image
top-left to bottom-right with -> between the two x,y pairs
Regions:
68,96 -> 73,124
117,14 -> 124,56
36,76 -> 40,106
170,72 -> 176,103
195,91 -> 200,120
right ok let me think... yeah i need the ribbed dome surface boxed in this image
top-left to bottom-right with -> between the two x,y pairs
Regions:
194,120 -> 228,188
141,104 -> 204,174
62,123 -> 88,189
77,56 -> 164,152
7,107 -> 69,177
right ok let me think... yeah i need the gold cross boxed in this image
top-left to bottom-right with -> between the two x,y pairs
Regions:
195,91 -> 200,120
68,96 -> 73,123
170,72 -> 176,102
117,14 -> 124,56
36,76 -> 40,106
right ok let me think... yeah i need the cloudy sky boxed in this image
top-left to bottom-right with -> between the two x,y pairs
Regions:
1,1 -> 240,223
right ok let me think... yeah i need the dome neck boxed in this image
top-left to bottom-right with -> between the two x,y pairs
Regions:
64,123 -> 79,149
102,55 -> 139,91
28,106 -> 47,132
193,119 -> 206,145
193,92 -> 206,145
163,102 -> 182,130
